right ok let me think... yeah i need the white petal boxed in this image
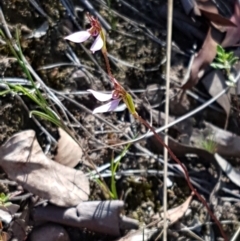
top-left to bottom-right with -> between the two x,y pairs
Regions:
64,31 -> 91,43
93,99 -> 121,114
114,103 -> 127,112
90,35 -> 104,53
87,89 -> 113,101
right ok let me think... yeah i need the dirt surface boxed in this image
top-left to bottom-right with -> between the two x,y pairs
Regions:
1,0 -> 240,241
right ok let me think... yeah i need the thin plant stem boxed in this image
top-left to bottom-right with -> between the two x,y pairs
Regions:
231,225 -> 240,241
138,116 -> 228,241
164,0 -> 173,239
67,12 -> 230,241
100,18 -> 228,241
107,87 -> 230,148
102,51 -> 114,80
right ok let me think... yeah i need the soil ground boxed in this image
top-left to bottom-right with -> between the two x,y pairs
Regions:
1,0 -> 240,240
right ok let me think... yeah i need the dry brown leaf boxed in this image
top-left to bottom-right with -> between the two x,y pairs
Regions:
0,232 -> 8,241
33,200 -> 139,236
195,0 -> 231,24
0,221 -> 8,241
193,122 -> 240,157
0,130 -> 89,207
160,194 -> 193,224
203,122 -> 240,157
198,6 -> 236,28
196,0 -> 218,13
182,26 -> 223,89
222,1 -> 240,47
55,128 -> 83,168
214,153 -> 240,188
194,0 -> 237,28
182,1 -> 238,89
194,0 -> 216,17
201,70 -> 230,127
150,113 -> 240,159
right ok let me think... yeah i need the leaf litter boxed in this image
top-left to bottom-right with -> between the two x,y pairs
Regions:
1,0 -> 240,240
0,130 -> 89,207
54,128 -> 84,168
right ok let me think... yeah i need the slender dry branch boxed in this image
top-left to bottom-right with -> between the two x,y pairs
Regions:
164,0 -> 173,239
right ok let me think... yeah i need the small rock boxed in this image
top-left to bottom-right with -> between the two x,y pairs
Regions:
69,70 -> 89,89
223,201 -> 231,210
184,208 -> 192,217
29,224 -> 70,241
0,208 -> 12,224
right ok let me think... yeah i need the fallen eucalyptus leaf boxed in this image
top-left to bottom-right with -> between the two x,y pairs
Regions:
0,130 -> 89,207
5,203 -> 19,215
198,6 -> 237,28
201,122 -> 240,157
183,1 -> 238,90
182,26 -> 223,89
55,128 -> 83,168
201,70 -> 230,127
33,200 -> 139,236
0,232 -> 8,241
214,153 -> 240,187
196,0 -> 219,15
150,109 -> 240,158
160,194 -> 193,225
222,1 -> 240,47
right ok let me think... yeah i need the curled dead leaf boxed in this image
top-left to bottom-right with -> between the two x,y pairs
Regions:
0,130 -> 89,207
55,128 -> 84,168
160,194 -> 193,225
222,1 -> 240,47
201,70 -> 230,127
182,1 -> 239,90
33,200 -> 139,236
198,6 -> 237,28
182,26 -> 223,89
214,153 -> 240,188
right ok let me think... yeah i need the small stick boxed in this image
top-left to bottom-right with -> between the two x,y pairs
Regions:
163,0 -> 173,239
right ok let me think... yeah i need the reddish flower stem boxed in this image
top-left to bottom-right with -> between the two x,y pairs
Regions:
100,27 -> 227,240
102,50 -> 115,83
138,116 -> 228,241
